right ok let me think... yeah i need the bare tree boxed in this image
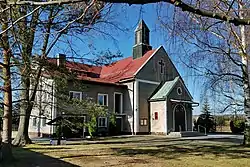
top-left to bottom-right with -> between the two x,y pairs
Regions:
0,0 -> 119,162
156,0 -> 250,144
13,1 -> 115,146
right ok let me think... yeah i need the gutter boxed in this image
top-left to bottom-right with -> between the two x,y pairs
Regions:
132,81 -> 135,135
119,77 -> 135,83
148,98 -> 166,102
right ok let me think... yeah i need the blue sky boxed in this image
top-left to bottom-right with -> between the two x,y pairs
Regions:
52,3 -> 203,114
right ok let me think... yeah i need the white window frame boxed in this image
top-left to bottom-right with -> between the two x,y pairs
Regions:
114,92 -> 123,114
69,91 -> 82,100
98,117 -> 107,127
97,93 -> 108,106
32,117 -> 37,127
42,117 -> 47,127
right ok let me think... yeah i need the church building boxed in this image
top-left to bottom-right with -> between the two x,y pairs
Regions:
29,20 -> 198,137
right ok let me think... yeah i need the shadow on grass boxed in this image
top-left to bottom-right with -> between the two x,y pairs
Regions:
26,146 -> 73,150
86,136 -> 243,145
3,147 -> 80,167
112,142 -> 250,160
59,153 -> 114,159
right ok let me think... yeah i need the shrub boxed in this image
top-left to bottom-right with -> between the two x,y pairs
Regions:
195,114 -> 216,133
230,119 -> 245,134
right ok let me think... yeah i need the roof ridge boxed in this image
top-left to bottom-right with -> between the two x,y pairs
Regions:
47,48 -> 157,84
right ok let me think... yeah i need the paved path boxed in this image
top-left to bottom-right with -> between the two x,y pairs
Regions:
183,133 -> 243,139
181,133 -> 244,144
31,133 -> 244,145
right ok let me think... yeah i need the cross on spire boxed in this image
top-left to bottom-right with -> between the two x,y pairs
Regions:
158,60 -> 165,74
139,6 -> 145,20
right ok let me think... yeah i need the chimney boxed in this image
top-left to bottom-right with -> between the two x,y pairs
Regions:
57,53 -> 66,66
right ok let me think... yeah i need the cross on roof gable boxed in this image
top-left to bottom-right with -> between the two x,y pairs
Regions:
158,59 -> 165,74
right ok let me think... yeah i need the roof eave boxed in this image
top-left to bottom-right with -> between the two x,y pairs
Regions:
118,77 -> 135,83
80,79 -> 127,87
149,97 -> 167,102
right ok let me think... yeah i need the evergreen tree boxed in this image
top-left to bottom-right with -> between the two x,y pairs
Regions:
201,98 -> 211,116
196,98 -> 216,132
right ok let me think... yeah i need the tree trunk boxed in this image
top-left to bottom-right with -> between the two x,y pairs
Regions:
12,108 -> 32,146
1,49 -> 13,162
242,67 -> 250,145
0,4 -> 13,161
241,53 -> 250,144
12,74 -> 33,146
241,44 -> 250,145
239,2 -> 250,145
12,68 -> 43,146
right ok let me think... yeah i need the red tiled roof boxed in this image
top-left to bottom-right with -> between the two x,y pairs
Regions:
47,49 -> 156,84
66,61 -> 102,74
100,49 -> 156,82
48,58 -> 102,74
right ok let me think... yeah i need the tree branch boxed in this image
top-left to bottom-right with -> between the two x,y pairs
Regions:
0,0 -> 250,25
0,6 -> 41,35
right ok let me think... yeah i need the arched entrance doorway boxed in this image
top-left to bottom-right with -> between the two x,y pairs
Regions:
174,104 -> 186,132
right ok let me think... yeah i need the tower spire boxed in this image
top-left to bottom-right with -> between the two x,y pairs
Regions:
133,20 -> 152,59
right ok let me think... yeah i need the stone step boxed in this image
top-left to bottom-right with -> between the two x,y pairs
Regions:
168,131 -> 207,138
167,132 -> 182,138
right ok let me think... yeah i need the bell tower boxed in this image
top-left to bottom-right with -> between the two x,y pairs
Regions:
133,20 -> 152,59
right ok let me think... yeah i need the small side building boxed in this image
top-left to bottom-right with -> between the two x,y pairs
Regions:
149,77 -> 198,135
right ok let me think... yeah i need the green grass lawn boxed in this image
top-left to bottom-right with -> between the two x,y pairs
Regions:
5,135 -> 250,167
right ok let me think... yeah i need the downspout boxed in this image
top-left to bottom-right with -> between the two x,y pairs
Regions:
165,97 -> 168,135
50,81 -> 54,136
132,81 -> 135,135
38,83 -> 42,137
52,80 -> 56,135
147,100 -> 151,134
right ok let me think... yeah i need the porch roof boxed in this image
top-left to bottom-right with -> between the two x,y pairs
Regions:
149,77 -> 179,101
170,99 -> 199,107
